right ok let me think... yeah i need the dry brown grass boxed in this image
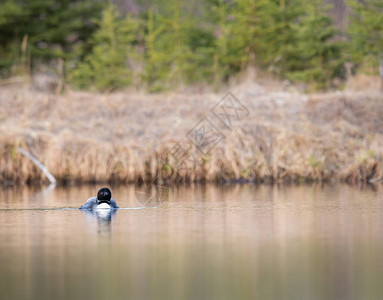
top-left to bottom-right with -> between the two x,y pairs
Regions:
346,73 -> 382,92
0,84 -> 382,185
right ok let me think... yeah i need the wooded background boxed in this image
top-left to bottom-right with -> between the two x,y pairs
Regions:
0,0 -> 382,92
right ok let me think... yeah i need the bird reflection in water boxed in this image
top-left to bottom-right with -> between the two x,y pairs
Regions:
81,208 -> 117,235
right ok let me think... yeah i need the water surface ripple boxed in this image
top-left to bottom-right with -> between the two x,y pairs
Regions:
0,184 -> 382,299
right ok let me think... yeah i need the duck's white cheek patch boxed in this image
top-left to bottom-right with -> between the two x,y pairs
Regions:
96,203 -> 111,209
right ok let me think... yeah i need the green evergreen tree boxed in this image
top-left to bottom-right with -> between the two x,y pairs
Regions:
0,0 -> 23,75
141,7 -> 172,92
347,0 -> 383,87
0,0 -> 102,75
205,0 -> 235,89
142,1 -> 215,91
264,0 -> 304,76
70,4 -> 139,91
179,1 -> 215,86
283,0 -> 343,89
160,0 -> 213,86
229,0 -> 274,70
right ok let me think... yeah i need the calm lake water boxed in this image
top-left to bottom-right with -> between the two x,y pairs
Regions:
0,184 -> 383,299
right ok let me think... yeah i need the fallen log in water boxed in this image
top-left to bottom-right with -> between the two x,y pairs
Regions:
17,147 -> 56,185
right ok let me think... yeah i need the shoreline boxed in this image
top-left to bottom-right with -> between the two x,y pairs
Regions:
0,86 -> 382,185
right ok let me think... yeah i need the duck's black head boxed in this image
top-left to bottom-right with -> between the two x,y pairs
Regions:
97,187 -> 112,204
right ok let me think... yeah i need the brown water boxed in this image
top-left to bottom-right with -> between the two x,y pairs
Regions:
0,184 -> 383,300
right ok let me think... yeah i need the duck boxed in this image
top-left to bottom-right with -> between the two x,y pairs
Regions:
80,187 -> 119,210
